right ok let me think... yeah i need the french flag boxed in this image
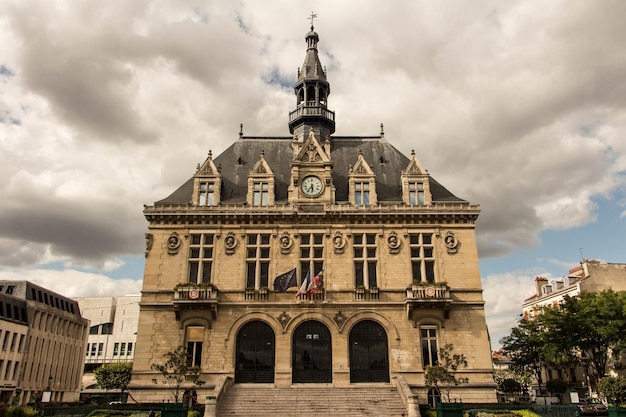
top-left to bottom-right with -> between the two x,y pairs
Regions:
296,270 -> 311,297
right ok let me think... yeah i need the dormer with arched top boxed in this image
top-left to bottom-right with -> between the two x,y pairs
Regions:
401,150 -> 432,206
348,151 -> 377,206
192,151 -> 222,206
247,151 -> 276,207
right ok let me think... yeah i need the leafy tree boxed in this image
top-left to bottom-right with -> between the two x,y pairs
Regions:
546,379 -> 568,400
498,378 -> 522,393
598,376 -> 626,406
425,344 -> 469,402
94,362 -> 133,401
500,317 -> 546,393
151,345 -> 205,403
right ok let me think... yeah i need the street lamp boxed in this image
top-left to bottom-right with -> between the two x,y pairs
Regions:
42,376 -> 53,404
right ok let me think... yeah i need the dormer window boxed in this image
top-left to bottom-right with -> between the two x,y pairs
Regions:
253,182 -> 269,207
409,182 -> 425,205
355,182 -> 370,206
198,182 -> 215,206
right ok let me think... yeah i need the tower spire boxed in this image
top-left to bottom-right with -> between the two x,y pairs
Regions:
288,16 -> 335,138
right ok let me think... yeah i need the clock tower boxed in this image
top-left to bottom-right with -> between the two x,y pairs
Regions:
288,24 -> 336,205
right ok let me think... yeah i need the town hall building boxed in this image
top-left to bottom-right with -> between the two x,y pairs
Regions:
130,23 -> 496,410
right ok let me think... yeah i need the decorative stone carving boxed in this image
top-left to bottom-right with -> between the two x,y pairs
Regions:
167,232 -> 181,255
444,231 -> 459,255
278,311 -> 291,330
279,231 -> 293,254
334,311 -> 347,327
224,232 -> 238,255
145,233 -> 153,257
332,231 -> 346,254
387,231 -> 402,254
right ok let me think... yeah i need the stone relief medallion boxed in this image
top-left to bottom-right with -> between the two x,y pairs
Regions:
145,233 -> 153,257
279,231 -> 293,254
333,311 -> 347,328
278,311 -> 291,330
387,231 -> 402,254
167,232 -> 181,255
444,231 -> 459,255
224,232 -> 238,255
332,231 -> 346,254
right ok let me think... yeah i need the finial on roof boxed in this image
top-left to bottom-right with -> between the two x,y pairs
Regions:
411,149 -> 416,157
239,123 -> 243,138
380,123 -> 384,136
208,150 -> 212,159
309,12 -> 317,29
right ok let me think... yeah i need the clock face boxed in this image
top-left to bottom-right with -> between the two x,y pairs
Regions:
301,176 -> 324,197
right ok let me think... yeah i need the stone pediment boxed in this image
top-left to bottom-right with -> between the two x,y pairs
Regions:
350,152 -> 374,176
196,150 -> 220,177
295,130 -> 330,164
250,151 -> 274,176
402,150 -> 427,176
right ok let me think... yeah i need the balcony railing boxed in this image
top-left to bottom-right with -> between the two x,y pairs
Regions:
405,284 -> 452,321
355,287 -> 380,301
174,285 -> 218,301
288,105 -> 335,123
406,284 -> 450,300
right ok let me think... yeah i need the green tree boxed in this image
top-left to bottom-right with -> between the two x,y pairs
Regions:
598,376 -> 626,406
94,362 -> 133,401
425,344 -> 469,402
500,317 -> 546,393
151,346 -> 205,403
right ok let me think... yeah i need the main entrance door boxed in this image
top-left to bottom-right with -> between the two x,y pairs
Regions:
292,321 -> 332,383
235,321 -> 275,383
349,320 -> 390,383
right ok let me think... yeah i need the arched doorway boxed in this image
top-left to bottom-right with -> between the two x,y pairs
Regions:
349,320 -> 390,383
235,321 -> 275,383
292,321 -> 332,383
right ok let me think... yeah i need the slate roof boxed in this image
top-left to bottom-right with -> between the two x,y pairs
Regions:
156,135 -> 466,205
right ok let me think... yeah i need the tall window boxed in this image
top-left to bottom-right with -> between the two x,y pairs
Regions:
198,182 -> 215,206
186,326 -> 204,367
409,182 -> 425,205
410,233 -> 435,283
97,343 -> 103,356
246,234 -> 270,289
354,233 -> 377,288
421,327 -> 438,367
300,233 -> 324,282
127,342 -> 133,356
253,182 -> 269,207
188,234 -> 214,284
113,342 -> 119,356
355,182 -> 370,206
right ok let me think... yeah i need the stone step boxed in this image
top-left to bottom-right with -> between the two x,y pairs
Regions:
218,386 -> 407,417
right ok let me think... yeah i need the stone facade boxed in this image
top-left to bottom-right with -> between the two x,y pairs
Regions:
130,24 -> 496,405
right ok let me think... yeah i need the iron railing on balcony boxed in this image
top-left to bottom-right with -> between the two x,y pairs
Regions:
174,285 -> 218,301
406,284 -> 450,300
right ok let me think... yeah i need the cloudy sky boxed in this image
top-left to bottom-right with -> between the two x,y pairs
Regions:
1,0 -> 625,348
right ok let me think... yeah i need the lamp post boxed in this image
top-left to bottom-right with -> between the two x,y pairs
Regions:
42,376 -> 53,404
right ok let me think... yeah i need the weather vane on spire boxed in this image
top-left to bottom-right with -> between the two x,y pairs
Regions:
309,12 -> 318,27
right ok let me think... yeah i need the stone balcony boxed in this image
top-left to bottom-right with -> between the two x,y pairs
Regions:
173,284 -> 219,321
405,284 -> 452,321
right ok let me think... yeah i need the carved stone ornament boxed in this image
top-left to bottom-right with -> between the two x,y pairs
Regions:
167,232 -> 181,255
332,231 -> 346,254
224,232 -> 238,255
444,231 -> 460,255
387,231 -> 402,254
278,311 -> 291,330
145,233 -> 153,257
334,311 -> 347,327
279,231 -> 293,254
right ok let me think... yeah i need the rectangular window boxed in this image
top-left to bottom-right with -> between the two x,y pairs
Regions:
12,361 -> 19,380
198,182 -> 215,206
188,233 -> 214,284
186,327 -> 204,367
409,182 -> 425,205
127,342 -> 133,356
9,333 -> 16,351
253,182 -> 269,207
299,233 -> 324,286
1,332 -> 8,350
120,343 -> 126,356
17,335 -> 24,353
91,344 -> 97,356
353,233 -> 377,288
421,327 -> 438,367
246,234 -> 271,289
113,342 -> 119,356
410,233 -> 436,283
86,343 -> 90,356
4,360 -> 12,379
355,182 -> 370,206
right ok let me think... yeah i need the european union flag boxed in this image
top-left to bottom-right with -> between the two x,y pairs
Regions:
273,268 -> 297,293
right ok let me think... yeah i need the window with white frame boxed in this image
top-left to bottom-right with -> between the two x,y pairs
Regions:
410,233 -> 435,283
186,326 -> 204,367
409,182 -> 425,205
188,234 -> 214,284
421,326 -> 438,367
355,182 -> 370,206
354,233 -> 377,288
246,234 -> 270,289
253,182 -> 269,207
198,181 -> 215,206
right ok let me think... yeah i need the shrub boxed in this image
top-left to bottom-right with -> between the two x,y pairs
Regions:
6,406 -> 38,417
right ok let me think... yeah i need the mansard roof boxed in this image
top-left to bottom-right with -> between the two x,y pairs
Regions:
156,136 -> 465,205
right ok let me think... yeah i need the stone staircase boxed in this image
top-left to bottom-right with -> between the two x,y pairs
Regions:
218,385 -> 407,417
